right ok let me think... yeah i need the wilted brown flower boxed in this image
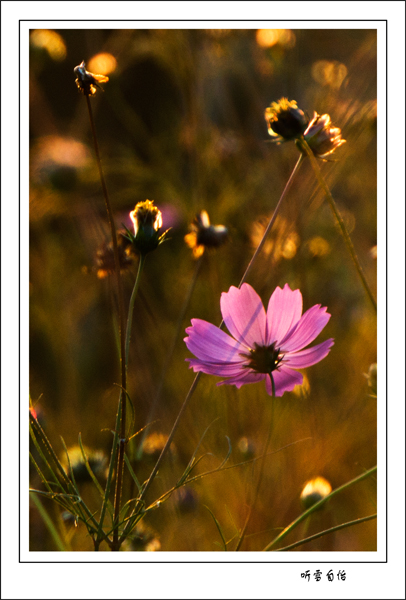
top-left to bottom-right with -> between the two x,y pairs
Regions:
74,60 -> 109,96
184,210 -> 228,259
302,112 -> 346,159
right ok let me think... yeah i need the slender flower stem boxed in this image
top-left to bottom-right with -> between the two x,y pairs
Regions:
110,255 -> 146,551
235,396 -> 275,551
135,254 -> 204,461
237,154 -> 304,288
85,96 -> 127,551
125,255 -> 147,369
276,513 -> 377,552
127,156 -> 304,521
263,465 -> 377,551
297,137 -> 377,312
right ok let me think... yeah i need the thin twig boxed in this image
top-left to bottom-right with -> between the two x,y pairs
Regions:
85,96 -> 127,550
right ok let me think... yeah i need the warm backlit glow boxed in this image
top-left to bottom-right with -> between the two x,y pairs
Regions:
30,29 -> 67,61
307,236 -> 331,258
301,477 -> 332,502
256,29 -> 295,49
311,60 -> 348,89
87,53 -> 117,76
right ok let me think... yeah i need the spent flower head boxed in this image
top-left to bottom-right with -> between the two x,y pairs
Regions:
184,210 -> 228,259
301,112 -> 346,159
74,60 -> 109,96
124,200 -> 170,256
184,283 -> 334,397
265,98 -> 308,142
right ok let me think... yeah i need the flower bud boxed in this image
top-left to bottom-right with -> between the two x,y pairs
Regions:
265,98 -> 308,141
125,200 -> 169,256
300,476 -> 332,510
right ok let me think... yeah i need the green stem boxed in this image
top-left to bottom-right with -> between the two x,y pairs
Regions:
263,465 -> 377,551
125,255 -> 147,369
122,154 -> 304,524
297,137 -> 377,312
276,513 -> 377,552
112,254 -> 146,551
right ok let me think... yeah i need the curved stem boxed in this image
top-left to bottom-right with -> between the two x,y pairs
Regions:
263,465 -> 377,551
276,513 -> 377,552
297,137 -> 377,312
112,254 -> 146,550
118,155 -> 304,543
237,154 -> 304,288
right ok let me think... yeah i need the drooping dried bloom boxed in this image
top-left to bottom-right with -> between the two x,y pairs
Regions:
302,112 -> 346,158
95,231 -> 135,279
300,476 -> 332,509
265,98 -> 308,142
124,200 -> 169,256
184,210 -> 228,259
74,60 -> 109,96
184,283 -> 334,397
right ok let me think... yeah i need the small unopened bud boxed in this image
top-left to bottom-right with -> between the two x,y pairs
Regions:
265,98 -> 308,141
300,476 -> 332,510
125,200 -> 169,256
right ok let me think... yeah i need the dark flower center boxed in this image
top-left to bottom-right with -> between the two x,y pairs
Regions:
241,342 -> 284,375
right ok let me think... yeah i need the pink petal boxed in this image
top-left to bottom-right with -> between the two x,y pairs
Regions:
266,284 -> 303,345
280,305 -> 331,352
184,319 -> 246,362
217,370 -> 266,389
186,358 -> 248,377
284,338 -> 334,368
220,284 -> 267,348
266,367 -> 303,397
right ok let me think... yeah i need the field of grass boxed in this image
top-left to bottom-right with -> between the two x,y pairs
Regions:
29,27 -> 377,552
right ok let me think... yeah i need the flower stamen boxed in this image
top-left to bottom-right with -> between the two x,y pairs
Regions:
241,342 -> 284,375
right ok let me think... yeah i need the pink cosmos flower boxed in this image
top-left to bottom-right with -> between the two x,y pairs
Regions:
184,283 -> 334,397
